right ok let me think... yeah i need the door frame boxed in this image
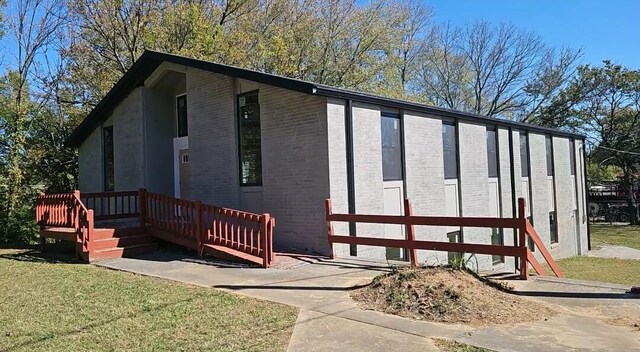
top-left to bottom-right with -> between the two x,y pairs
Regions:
173,136 -> 189,198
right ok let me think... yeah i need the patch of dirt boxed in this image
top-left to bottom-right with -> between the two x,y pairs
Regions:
351,266 -> 556,325
432,338 -> 494,352
606,316 -> 640,332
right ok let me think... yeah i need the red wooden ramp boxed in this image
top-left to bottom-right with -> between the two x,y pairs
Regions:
36,190 -> 275,267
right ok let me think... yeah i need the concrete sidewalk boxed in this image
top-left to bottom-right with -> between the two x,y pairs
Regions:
96,251 -> 640,352
587,244 -> 640,260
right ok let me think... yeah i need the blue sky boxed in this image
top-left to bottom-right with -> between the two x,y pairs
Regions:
428,0 -> 640,68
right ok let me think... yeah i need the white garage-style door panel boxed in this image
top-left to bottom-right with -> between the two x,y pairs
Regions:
383,181 -> 404,260
521,178 -> 530,217
444,180 -> 460,233
488,179 -> 500,218
547,177 -> 555,211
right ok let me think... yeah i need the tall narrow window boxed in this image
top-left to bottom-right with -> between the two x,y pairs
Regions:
549,211 -> 558,244
486,128 -> 498,178
238,91 -> 262,186
569,140 -> 576,176
520,133 -> 529,177
103,126 -> 114,191
381,114 -> 402,181
545,136 -> 554,176
177,95 -> 188,137
442,122 -> 458,179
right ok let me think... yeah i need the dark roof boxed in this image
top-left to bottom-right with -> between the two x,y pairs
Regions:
66,50 -> 584,147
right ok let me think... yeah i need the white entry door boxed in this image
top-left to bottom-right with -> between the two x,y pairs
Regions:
173,137 -> 189,198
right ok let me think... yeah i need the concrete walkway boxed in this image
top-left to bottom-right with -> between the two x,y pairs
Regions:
96,251 -> 640,351
587,244 -> 640,260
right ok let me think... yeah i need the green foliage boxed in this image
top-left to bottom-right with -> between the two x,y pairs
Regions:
587,163 -> 623,183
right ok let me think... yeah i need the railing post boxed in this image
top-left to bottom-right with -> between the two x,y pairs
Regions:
325,199 -> 336,259
518,197 -> 528,280
262,213 -> 271,268
87,209 -> 94,261
404,199 -> 418,267
139,188 -> 147,231
195,200 -> 203,255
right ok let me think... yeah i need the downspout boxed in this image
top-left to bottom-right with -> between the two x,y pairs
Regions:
581,139 -> 591,250
508,127 -> 518,272
345,99 -> 357,256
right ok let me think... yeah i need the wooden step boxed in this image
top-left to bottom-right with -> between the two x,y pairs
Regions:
93,234 -> 155,251
201,243 -> 264,266
90,243 -> 158,261
93,226 -> 144,240
41,227 -> 76,241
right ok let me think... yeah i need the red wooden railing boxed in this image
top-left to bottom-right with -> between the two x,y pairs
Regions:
36,191 -> 95,258
325,197 -> 562,280
36,189 -> 275,267
141,189 -> 275,268
81,191 -> 139,221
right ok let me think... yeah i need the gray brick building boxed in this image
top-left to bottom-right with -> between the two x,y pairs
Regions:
68,51 -> 589,271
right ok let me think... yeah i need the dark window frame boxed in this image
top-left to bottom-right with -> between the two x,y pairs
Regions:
545,136 -> 554,177
491,227 -> 505,264
569,139 -> 576,176
103,126 -> 114,192
486,127 -> 499,178
381,112 -> 403,181
237,90 -> 263,187
176,94 -> 188,137
549,211 -> 558,244
520,132 -> 530,177
442,121 -> 459,180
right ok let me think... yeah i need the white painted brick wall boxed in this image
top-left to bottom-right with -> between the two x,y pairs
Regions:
185,68 -> 240,207
458,122 -> 492,270
528,133 -> 551,262
497,127 -> 516,270
78,127 -> 103,192
326,99 -> 351,257
404,112 -> 448,265
551,137 -> 578,258
112,87 -> 145,191
351,102 -> 385,259
260,85 -> 331,254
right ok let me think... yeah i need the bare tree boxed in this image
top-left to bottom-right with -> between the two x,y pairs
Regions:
415,20 -> 581,121
2,0 -> 64,229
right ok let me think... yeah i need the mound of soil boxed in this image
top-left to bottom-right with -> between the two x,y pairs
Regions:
351,266 -> 555,325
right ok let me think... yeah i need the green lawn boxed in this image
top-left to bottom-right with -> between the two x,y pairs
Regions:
545,256 -> 640,286
0,249 -> 298,352
590,224 -> 640,250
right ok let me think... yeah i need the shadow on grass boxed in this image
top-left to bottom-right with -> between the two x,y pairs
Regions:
0,244 -> 82,265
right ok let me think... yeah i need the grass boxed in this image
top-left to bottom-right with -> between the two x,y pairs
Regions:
590,224 -> 640,250
544,256 -> 640,286
432,338 -> 494,352
0,248 -> 298,352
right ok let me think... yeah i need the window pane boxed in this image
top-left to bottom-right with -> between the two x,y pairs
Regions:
447,231 -> 463,264
549,211 -> 558,243
238,93 -> 262,186
569,140 -> 576,175
491,228 -> 504,264
103,126 -> 114,191
520,133 -> 529,177
381,115 -> 402,181
486,128 -> 498,178
177,95 -> 188,137
442,123 -> 458,179
546,136 -> 554,176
